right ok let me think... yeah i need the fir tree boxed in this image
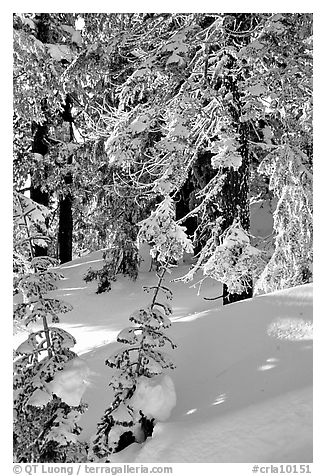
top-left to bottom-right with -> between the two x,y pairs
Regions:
255,144 -> 312,292
14,13 -> 313,299
90,196 -> 192,460
13,194 -> 87,462
13,255 -> 87,462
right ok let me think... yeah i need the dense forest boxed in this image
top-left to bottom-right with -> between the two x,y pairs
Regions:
13,13 -> 313,463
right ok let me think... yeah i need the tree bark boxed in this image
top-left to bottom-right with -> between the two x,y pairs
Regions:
58,95 -> 74,264
221,97 -> 253,305
221,144 -> 253,304
58,190 -> 73,264
30,124 -> 49,255
220,17 -> 254,305
30,15 -> 51,257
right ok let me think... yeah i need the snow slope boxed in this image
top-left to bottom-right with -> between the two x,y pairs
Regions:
14,250 -> 313,462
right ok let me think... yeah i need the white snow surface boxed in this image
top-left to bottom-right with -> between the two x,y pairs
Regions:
27,388 -> 52,408
14,247 -> 312,462
45,356 -> 89,407
130,375 -> 176,421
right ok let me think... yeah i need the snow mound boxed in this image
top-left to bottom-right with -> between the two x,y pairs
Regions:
27,388 -> 52,408
46,356 -> 89,406
130,375 -> 176,421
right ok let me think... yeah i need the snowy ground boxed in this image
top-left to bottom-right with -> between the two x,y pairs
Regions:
13,249 -> 313,463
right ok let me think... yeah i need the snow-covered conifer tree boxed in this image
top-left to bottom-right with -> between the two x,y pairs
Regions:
83,216 -> 139,294
13,194 -> 87,462
204,220 -> 265,296
255,145 -> 312,292
14,255 -> 88,462
180,218 -> 265,301
90,195 -> 192,460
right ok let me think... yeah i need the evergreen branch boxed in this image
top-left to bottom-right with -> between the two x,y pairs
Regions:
203,294 -> 223,301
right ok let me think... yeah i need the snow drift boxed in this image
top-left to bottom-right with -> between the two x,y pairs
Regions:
14,251 -> 313,462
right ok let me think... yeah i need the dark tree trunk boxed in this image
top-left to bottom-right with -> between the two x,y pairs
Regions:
58,95 -> 74,264
220,16 -> 255,305
221,161 -> 253,305
175,177 -> 197,243
29,181 -> 49,257
192,152 -> 220,255
30,15 -> 52,256
30,124 -> 49,256
221,108 -> 253,305
58,191 -> 73,264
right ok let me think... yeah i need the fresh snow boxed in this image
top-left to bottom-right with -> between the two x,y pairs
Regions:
13,247 -> 312,462
130,375 -> 177,422
45,356 -> 89,407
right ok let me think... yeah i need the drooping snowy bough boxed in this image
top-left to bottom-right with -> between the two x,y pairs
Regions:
179,219 -> 265,299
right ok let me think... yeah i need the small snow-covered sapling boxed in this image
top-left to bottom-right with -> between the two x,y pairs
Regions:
90,195 -> 192,460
